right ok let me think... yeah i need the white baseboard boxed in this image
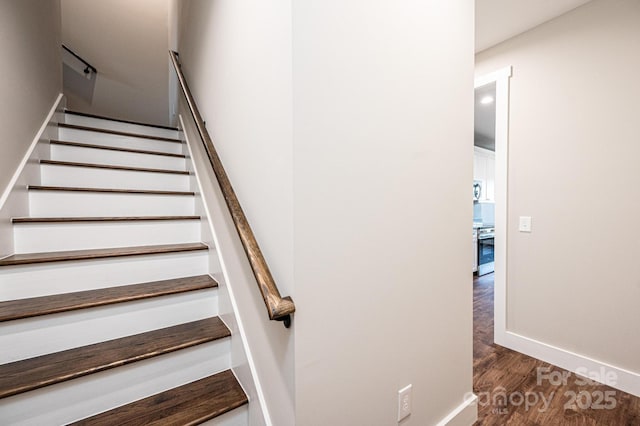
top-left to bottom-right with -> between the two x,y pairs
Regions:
497,331 -> 640,398
435,394 -> 477,426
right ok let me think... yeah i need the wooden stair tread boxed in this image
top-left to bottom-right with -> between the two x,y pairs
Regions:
12,216 -> 200,224
40,159 -> 190,175
28,185 -> 194,196
0,317 -> 230,399
70,370 -> 247,426
59,123 -> 182,143
50,140 -> 186,158
64,109 -> 179,132
0,275 -> 217,322
0,242 -> 208,267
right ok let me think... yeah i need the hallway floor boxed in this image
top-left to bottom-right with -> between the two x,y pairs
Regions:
473,273 -> 640,425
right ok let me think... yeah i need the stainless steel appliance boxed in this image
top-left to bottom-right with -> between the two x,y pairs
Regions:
477,227 -> 494,276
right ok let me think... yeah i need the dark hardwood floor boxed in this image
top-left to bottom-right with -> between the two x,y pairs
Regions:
473,273 -> 640,425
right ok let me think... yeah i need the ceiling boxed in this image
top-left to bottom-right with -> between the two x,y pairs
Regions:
475,0 -> 593,52
473,0 -> 594,150
474,83 -> 496,151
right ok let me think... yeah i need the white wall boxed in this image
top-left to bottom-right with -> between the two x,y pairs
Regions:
61,0 -> 170,126
0,0 -> 62,258
0,0 -> 62,199
176,1 -> 295,424
292,1 -> 474,424
476,0 -> 640,381
167,0 -> 180,126
177,1 -> 475,424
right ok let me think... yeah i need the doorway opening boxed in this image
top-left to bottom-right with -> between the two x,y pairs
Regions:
474,67 -> 511,344
474,82 -> 496,279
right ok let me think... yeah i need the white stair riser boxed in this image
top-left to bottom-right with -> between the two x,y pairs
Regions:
0,340 -> 230,426
14,220 -> 201,253
50,144 -> 186,171
201,405 -> 249,426
29,191 -> 195,217
64,114 -> 179,140
1,289 -> 218,363
41,164 -> 190,192
59,127 -> 184,155
0,251 -> 209,299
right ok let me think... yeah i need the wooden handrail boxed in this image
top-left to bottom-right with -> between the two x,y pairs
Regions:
169,51 -> 295,328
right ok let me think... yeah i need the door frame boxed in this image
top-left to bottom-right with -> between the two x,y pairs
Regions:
474,66 -> 511,344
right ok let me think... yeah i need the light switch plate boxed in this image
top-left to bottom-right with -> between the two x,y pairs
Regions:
519,216 -> 532,232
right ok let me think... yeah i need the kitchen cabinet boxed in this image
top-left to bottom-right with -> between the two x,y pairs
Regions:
473,147 -> 495,202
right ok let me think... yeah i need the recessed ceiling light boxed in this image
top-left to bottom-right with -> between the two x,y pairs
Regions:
480,96 -> 494,105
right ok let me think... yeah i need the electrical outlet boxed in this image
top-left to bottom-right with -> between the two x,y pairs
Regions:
397,384 -> 412,422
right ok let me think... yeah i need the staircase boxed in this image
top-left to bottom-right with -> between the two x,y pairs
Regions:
0,111 -> 249,425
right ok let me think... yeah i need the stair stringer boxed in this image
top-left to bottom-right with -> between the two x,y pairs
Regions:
181,114 -> 273,426
0,94 -> 64,259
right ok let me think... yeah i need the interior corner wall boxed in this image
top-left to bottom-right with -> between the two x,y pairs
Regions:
292,1 -> 475,425
61,0 -> 170,126
0,0 -> 62,196
476,0 -> 640,376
